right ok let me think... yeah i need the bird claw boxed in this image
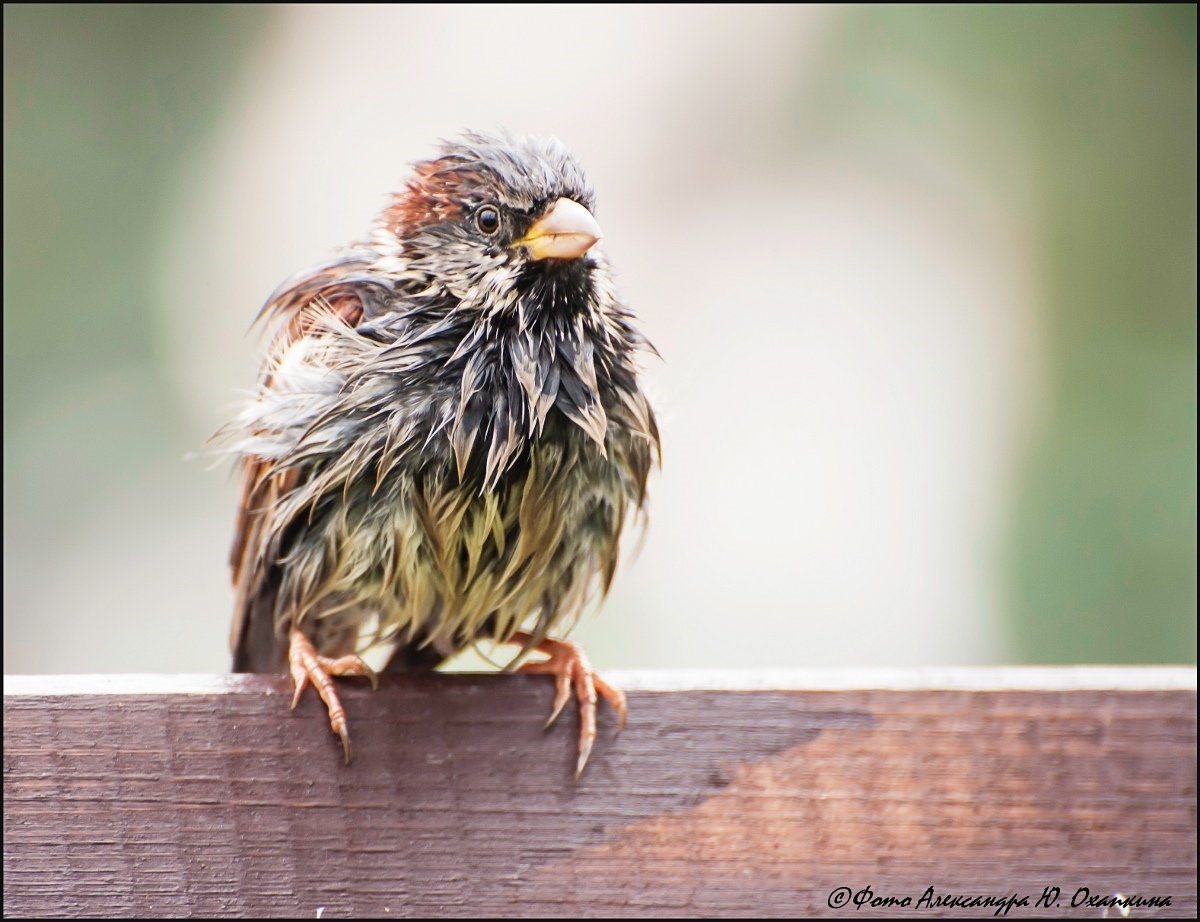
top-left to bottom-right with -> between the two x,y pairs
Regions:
289,669 -> 309,710
353,658 -> 380,691
542,668 -> 572,729
332,715 -> 352,765
287,628 -> 378,763
576,737 -> 594,779
515,636 -> 626,776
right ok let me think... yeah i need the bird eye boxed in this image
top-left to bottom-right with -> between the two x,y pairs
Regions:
475,206 -> 500,235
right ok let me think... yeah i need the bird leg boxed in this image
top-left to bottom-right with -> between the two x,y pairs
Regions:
287,628 -> 379,764
509,632 -> 627,776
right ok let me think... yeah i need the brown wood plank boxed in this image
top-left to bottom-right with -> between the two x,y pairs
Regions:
3,673 -> 1196,918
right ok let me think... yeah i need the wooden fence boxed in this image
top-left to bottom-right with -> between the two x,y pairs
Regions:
3,668 -> 1195,917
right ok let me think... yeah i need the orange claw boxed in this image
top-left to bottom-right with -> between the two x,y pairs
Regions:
287,628 -> 379,763
511,632 -> 627,777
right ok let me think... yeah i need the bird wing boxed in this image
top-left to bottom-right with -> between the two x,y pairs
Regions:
229,254 -> 379,669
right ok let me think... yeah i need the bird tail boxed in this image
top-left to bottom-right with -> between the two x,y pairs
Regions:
232,572 -> 287,673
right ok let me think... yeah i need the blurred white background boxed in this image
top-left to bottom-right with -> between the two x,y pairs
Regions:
5,4 -> 1194,672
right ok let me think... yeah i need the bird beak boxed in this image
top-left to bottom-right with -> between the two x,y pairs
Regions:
514,198 -> 602,260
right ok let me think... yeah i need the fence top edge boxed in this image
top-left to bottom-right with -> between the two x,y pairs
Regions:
3,666 -> 1195,697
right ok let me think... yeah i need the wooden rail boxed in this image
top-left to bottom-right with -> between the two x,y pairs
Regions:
3,669 -> 1196,917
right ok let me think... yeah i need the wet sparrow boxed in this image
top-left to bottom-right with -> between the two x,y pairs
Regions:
221,131 -> 660,774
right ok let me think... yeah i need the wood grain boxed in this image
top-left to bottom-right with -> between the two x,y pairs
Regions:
3,673 -> 1196,918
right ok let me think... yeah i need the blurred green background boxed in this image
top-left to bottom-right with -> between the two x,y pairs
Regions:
4,4 -> 1195,673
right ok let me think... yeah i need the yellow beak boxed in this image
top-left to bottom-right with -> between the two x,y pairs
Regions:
514,198 -> 602,260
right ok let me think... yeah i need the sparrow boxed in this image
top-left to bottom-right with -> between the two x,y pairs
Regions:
220,131 -> 660,774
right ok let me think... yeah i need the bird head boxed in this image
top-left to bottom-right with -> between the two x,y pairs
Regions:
382,131 -> 606,320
